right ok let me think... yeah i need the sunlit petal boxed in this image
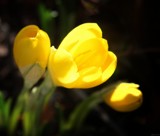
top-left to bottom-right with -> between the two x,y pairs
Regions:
59,23 -> 102,52
48,47 -> 79,86
102,51 -> 117,82
48,23 -> 117,88
13,25 -> 51,87
104,83 -> 143,112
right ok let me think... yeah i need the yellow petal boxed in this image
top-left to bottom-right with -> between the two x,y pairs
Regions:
48,47 -> 79,86
72,38 -> 108,70
47,23 -> 117,88
76,67 -> 102,88
14,38 -> 38,67
13,25 -> 50,69
14,25 -> 39,42
104,83 -> 143,112
59,23 -> 102,51
102,51 -> 117,82
13,25 -> 51,88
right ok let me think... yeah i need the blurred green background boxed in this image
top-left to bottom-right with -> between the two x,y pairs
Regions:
0,0 -> 160,136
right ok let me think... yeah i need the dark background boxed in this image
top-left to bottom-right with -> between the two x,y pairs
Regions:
0,0 -> 160,136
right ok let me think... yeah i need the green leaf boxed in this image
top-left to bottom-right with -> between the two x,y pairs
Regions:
0,91 -> 5,126
0,91 -> 11,127
9,105 -> 22,134
3,98 -> 12,126
23,111 -> 36,136
8,85 -> 31,134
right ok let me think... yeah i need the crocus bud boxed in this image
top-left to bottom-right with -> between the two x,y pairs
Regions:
48,23 -> 117,88
104,83 -> 143,112
13,25 -> 51,88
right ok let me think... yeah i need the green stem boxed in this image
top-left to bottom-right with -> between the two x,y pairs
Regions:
60,81 -> 121,135
23,71 -> 56,136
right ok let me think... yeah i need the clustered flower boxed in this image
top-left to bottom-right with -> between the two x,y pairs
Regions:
13,23 -> 142,112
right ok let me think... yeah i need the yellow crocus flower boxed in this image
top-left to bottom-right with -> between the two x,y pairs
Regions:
104,83 -> 143,112
48,23 -> 117,88
13,25 -> 51,88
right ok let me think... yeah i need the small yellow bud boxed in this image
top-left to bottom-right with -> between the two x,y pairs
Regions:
13,25 -> 51,88
48,23 -> 117,88
104,83 -> 143,112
